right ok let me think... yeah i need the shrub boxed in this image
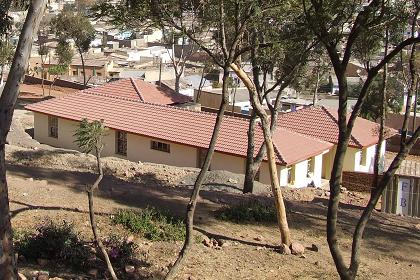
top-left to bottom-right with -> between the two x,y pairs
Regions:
215,200 -> 277,223
113,207 -> 185,241
103,234 -> 138,267
15,220 -> 91,269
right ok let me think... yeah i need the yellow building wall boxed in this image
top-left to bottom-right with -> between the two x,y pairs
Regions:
259,162 -> 284,186
34,113 -> 118,156
33,113 -> 328,189
126,134 -> 197,168
211,152 -> 245,174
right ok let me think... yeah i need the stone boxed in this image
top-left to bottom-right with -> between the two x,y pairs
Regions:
414,224 -> 420,231
17,273 -> 27,280
218,239 -> 231,247
254,235 -> 264,242
37,258 -> 49,266
126,235 -> 135,243
28,271 -> 39,278
202,237 -> 212,248
310,244 -> 319,252
256,246 -> 264,251
281,244 -> 291,255
37,271 -> 49,280
290,242 -> 305,256
125,265 -> 135,273
228,178 -> 238,184
22,193 -> 28,197
300,254 -> 307,259
88,268 -> 98,277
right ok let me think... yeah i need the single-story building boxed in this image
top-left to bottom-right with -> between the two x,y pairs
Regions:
25,79 -> 333,188
277,106 -> 393,179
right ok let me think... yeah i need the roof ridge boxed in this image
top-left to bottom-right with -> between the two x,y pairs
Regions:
276,126 -> 332,145
130,77 -> 144,101
256,123 -> 286,165
321,106 -> 363,148
74,89 -> 252,122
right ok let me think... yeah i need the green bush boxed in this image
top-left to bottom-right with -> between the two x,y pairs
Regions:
15,220 -> 91,269
113,207 -> 185,241
215,200 -> 277,223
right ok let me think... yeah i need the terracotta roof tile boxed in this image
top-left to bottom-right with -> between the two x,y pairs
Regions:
25,93 -> 332,166
278,106 -> 390,148
79,78 -> 191,105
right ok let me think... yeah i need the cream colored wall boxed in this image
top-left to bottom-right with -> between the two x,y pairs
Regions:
322,147 -> 335,180
127,134 -> 197,168
279,166 -> 289,187
34,113 -> 118,155
34,113 -> 79,150
293,160 -> 308,188
33,113 -> 327,189
259,162 -> 284,186
354,144 -> 378,173
308,154 -> 324,187
211,152 -> 246,174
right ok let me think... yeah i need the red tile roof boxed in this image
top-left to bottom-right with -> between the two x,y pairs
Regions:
25,92 -> 332,166
278,106 -> 392,148
80,78 -> 191,105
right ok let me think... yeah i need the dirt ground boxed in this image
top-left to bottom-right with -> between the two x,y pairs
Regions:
5,108 -> 420,279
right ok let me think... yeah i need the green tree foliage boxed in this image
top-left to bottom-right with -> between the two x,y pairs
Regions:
0,40 -> 14,67
51,11 -> 95,85
55,40 -> 74,66
355,76 -> 404,120
74,119 -> 106,154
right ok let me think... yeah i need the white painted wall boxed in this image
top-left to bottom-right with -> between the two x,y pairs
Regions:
293,160 -> 308,188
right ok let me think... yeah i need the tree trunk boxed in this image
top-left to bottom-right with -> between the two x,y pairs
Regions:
195,66 -> 206,103
174,72 -> 181,94
243,113 -> 257,193
373,30 -> 389,188
88,149 -> 118,280
40,54 -> 45,96
313,70 -> 320,105
79,49 -> 86,86
0,1 -> 47,279
165,68 -> 230,280
0,65 -> 4,87
49,77 -> 57,96
231,63 -> 291,245
349,32 -> 417,279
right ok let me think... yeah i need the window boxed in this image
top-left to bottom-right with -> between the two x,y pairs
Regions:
287,167 -> 294,184
116,131 -> 127,156
72,71 -> 77,76
151,140 -> 170,153
48,116 -> 58,138
359,149 -> 367,166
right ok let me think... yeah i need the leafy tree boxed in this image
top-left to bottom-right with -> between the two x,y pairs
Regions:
47,41 -> 74,95
242,5 -> 316,194
74,119 -> 118,280
51,11 -> 95,85
0,40 -> 14,86
356,75 -> 404,121
302,1 -> 420,279
0,0 -> 47,278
